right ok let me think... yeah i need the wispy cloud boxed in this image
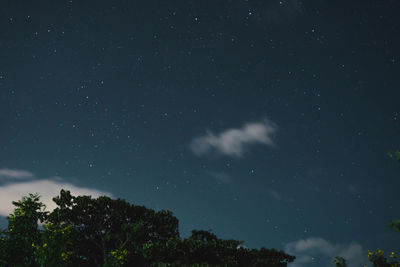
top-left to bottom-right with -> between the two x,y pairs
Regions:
285,237 -> 366,267
0,168 -> 35,179
0,171 -> 111,217
190,119 -> 278,158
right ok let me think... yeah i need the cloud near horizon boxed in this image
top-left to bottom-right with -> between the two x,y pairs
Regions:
285,237 -> 366,267
190,119 -> 278,158
0,168 -> 35,179
0,170 -> 112,217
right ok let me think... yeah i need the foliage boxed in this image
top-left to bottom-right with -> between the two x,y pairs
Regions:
142,230 -> 295,267
388,151 -> 400,163
367,249 -> 399,267
33,222 -> 75,267
334,256 -> 347,267
0,190 -> 295,266
0,193 -> 47,267
388,219 -> 400,232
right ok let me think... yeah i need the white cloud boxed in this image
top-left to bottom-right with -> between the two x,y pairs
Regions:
190,119 -> 277,157
0,178 -> 111,217
285,237 -> 366,267
0,168 -> 35,179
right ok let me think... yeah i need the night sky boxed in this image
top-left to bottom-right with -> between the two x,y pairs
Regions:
1,1 -> 399,266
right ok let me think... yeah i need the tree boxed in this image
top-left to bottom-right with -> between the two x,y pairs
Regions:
1,193 -> 47,267
388,150 -> 400,163
0,230 -> 7,266
138,229 -> 295,266
46,189 -> 180,266
32,221 -> 76,267
333,256 -> 347,267
388,220 -> 400,232
366,249 -> 399,267
0,190 -> 296,266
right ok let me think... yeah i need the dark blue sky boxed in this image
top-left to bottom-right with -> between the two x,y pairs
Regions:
1,1 -> 399,266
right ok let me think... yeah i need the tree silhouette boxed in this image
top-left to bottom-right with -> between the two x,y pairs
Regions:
0,193 -> 47,267
0,190 -> 295,266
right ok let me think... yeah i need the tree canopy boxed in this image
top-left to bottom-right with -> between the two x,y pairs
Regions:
0,190 -> 295,267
